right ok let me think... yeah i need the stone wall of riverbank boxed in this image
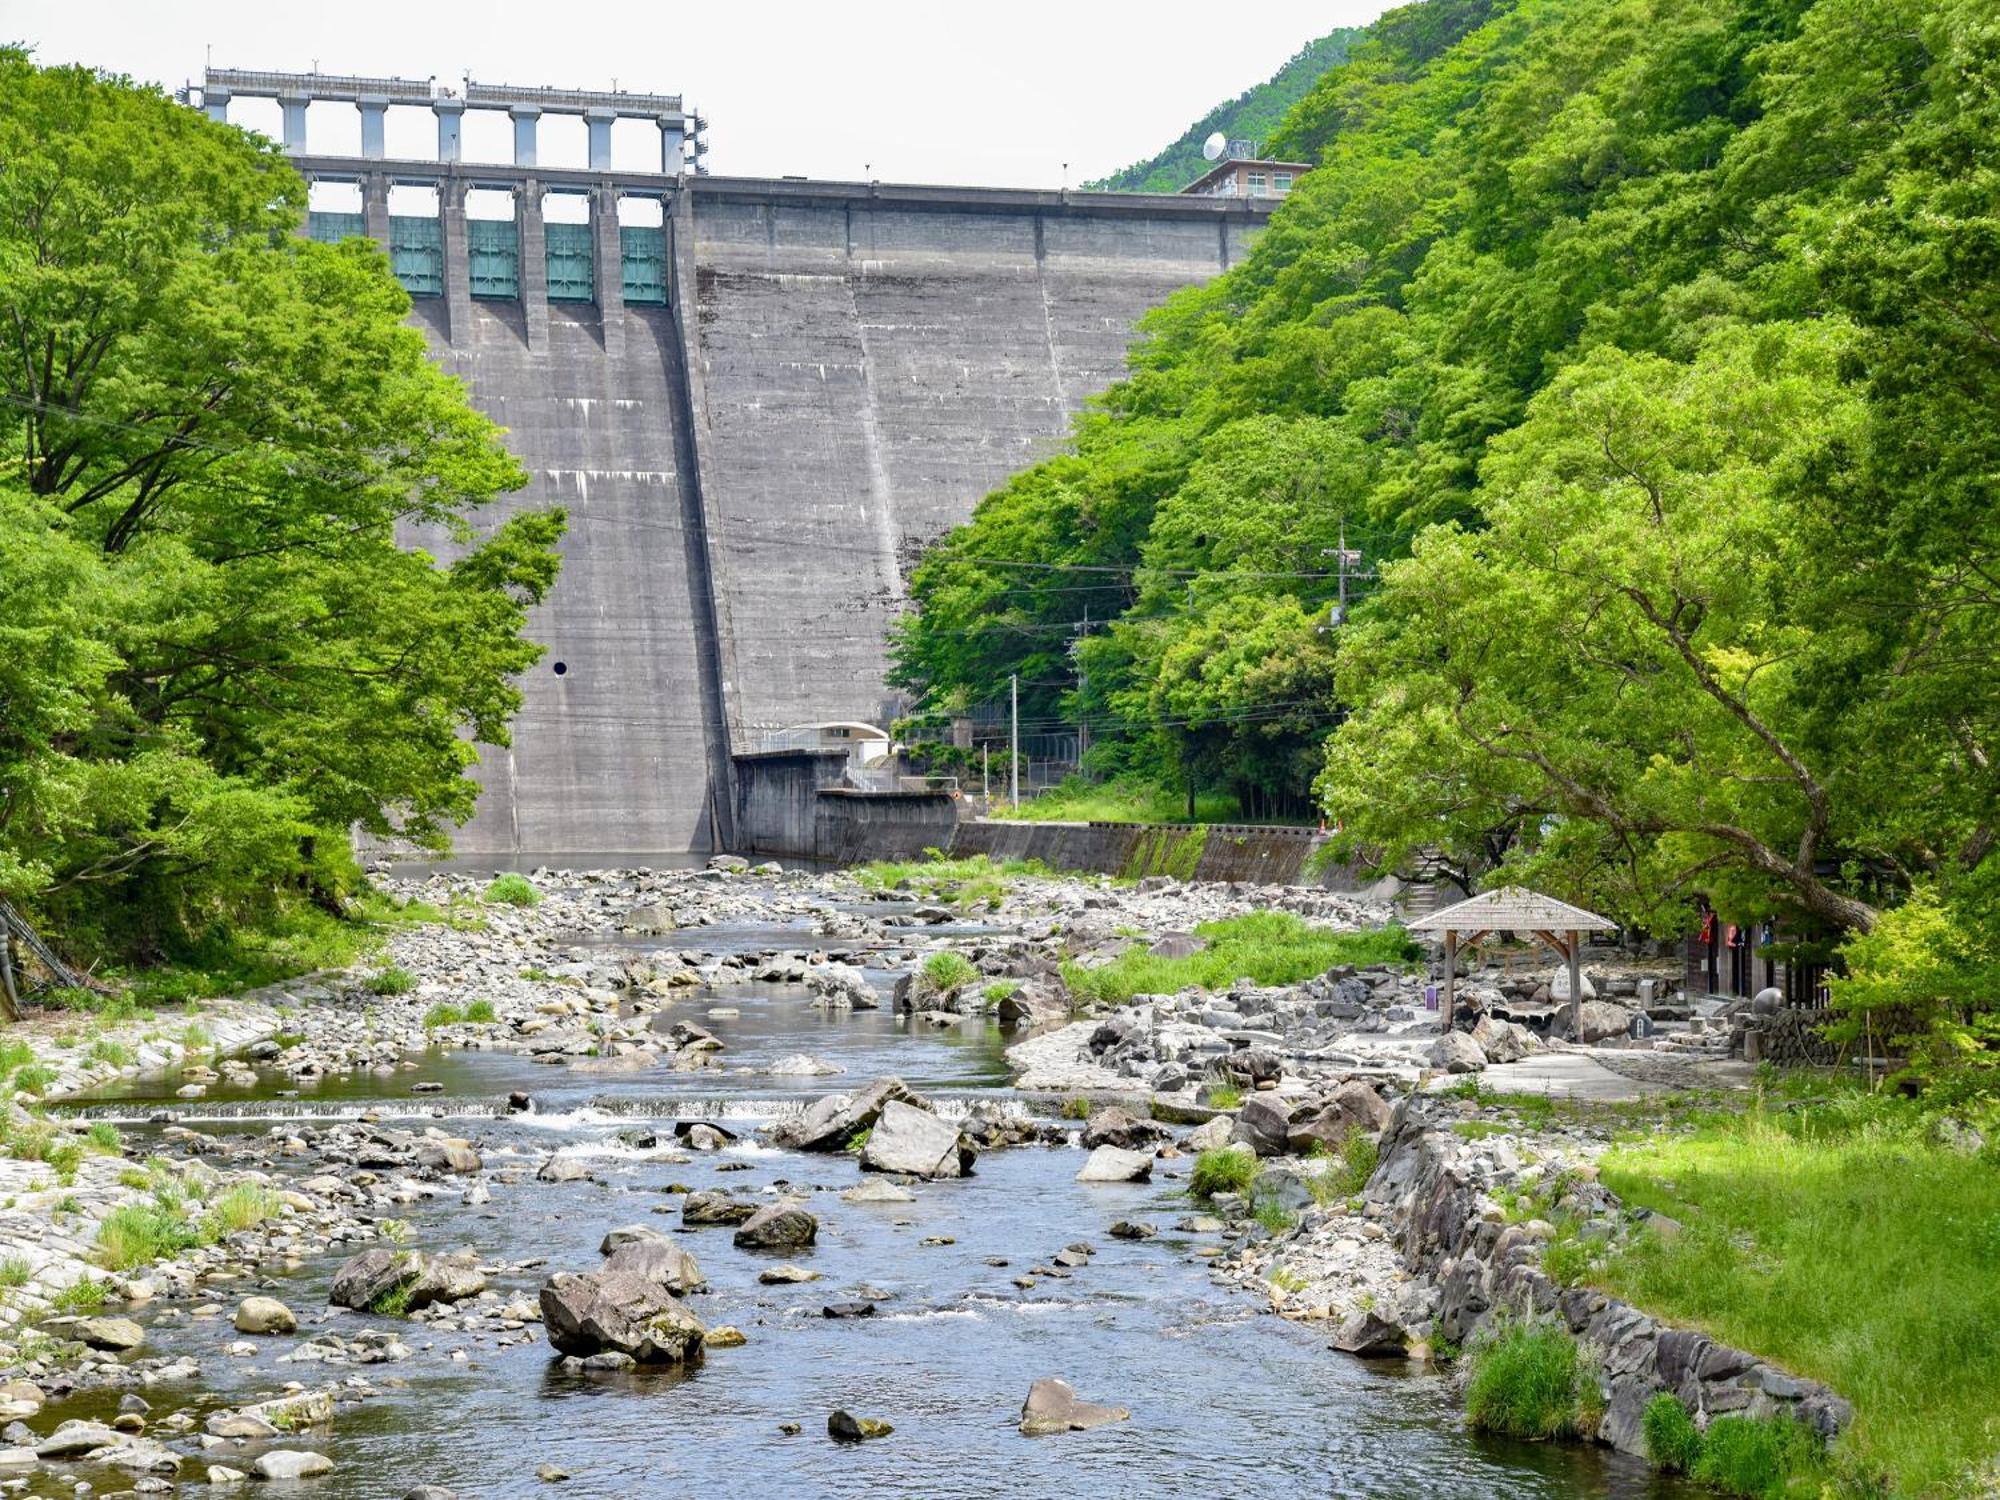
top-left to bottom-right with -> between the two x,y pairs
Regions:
1358,1103 -> 1852,1456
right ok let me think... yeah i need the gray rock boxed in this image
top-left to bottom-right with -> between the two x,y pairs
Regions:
1471,1014 -> 1535,1064
680,1191 -> 758,1227
839,1180 -> 915,1205
538,1270 -> 706,1363
536,1156 -> 591,1184
1074,1146 -> 1154,1183
769,1077 -> 913,1152
1080,1106 -> 1169,1152
827,1409 -> 893,1441
1020,1378 -> 1131,1436
603,1237 -> 705,1295
859,1100 -> 976,1179
328,1249 -> 484,1314
1427,1030 -> 1486,1074
404,1488 -> 459,1500
71,1316 -> 145,1351
232,1297 -> 297,1336
1231,1092 -> 1296,1156
732,1202 -> 819,1251
1286,1080 -> 1392,1154
251,1450 -> 335,1480
35,1420 -> 121,1457
1576,1000 -> 1635,1044
1332,1310 -> 1407,1357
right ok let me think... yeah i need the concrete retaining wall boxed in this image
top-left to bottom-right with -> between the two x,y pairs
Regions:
732,747 -> 852,859
814,789 -> 959,866
949,819 -> 1368,889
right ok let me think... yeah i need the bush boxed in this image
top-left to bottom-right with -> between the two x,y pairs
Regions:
1463,1320 -> 1601,1441
12,1064 -> 55,1096
921,951 -> 978,993
49,1277 -> 109,1313
0,1256 -> 30,1288
1190,1145 -> 1258,1199
367,966 -> 417,996
422,1002 -> 467,1029
464,998 -> 497,1023
485,873 -> 540,908
1643,1393 -> 1704,1474
1693,1414 -> 1825,1499
205,1183 -> 281,1236
1060,1096 -> 1092,1121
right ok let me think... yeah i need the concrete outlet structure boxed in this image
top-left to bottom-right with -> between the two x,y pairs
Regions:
196,70 -> 1275,861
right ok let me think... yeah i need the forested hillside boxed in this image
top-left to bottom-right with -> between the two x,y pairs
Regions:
891,0 -> 1998,992
1088,27 -> 1362,192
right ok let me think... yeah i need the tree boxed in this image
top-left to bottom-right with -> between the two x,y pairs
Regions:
0,54 -> 563,961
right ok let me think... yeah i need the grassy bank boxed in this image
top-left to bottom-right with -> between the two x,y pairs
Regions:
1063,912 -> 1416,1004
850,853 -> 1058,911
1594,1087 -> 2000,1496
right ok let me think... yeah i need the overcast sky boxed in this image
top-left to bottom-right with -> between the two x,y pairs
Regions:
8,0 -> 1390,186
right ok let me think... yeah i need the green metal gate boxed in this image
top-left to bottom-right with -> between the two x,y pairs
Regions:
387,216 -> 443,296
306,211 -> 366,244
467,219 -> 519,300
620,226 -> 668,305
545,222 -> 594,302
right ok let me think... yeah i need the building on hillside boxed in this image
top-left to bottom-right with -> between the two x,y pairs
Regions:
1179,151 -> 1312,200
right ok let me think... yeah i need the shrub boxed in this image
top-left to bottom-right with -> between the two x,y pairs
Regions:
1463,1320 -> 1601,1441
1190,1145 -> 1258,1199
921,952 -> 978,993
1643,1394 -> 1704,1475
367,967 -> 417,996
49,1277 -> 108,1313
1205,1083 -> 1243,1110
1693,1414 -> 1825,1499
485,873 -> 540,908
1060,1096 -> 1092,1121
982,980 -> 1020,1006
1251,1190 -> 1296,1235
86,1038 -> 132,1068
205,1183 -> 280,1236
97,1203 -> 201,1270
0,1257 -> 30,1288
12,1064 -> 55,1096
45,1141 -> 84,1182
464,998 -> 497,1023
421,1002 -> 467,1029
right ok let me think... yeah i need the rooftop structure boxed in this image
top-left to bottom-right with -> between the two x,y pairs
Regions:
1409,886 -> 1619,1040
1180,155 -> 1312,200
191,67 -> 705,174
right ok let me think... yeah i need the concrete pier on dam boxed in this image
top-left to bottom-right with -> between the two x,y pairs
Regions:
207,70 -> 1274,860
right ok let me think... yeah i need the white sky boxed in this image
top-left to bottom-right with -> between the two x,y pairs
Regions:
6,0 -> 1389,186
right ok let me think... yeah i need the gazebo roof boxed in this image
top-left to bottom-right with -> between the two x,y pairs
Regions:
1406,885 -> 1617,934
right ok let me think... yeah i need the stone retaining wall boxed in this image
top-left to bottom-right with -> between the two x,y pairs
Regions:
1368,1102 -> 1852,1455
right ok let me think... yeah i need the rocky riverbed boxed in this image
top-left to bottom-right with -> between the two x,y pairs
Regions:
0,860 -> 1742,1497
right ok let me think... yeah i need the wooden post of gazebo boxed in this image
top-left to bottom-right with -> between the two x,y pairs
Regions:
1408,888 -> 1617,1041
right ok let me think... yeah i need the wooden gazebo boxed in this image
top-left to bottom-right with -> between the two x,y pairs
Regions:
1407,886 -> 1618,1039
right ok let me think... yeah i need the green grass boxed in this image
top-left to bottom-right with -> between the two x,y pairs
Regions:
422,1002 -> 467,1029
464,998 -> 497,1023
1251,1193 -> 1296,1234
485,873 -> 540,908
1463,1319 -> 1602,1441
851,852 -> 1055,911
0,1256 -> 31,1288
49,1277 -> 109,1314
204,1182 -> 280,1235
1692,1414 -> 1832,1498
1301,1135 -> 1380,1208
920,952 -> 978,994
981,980 -> 1020,1007
85,1037 -> 132,1068
97,1202 -> 203,1270
367,966 -> 417,996
1063,913 -> 1419,1005
1205,1083 -> 1243,1109
1190,1145 -> 1258,1199
11,1064 -> 56,1096
1643,1394 -> 1705,1475
1060,1096 -> 1092,1121
1595,1090 -> 2000,1495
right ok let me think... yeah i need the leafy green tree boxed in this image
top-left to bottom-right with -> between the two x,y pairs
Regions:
0,54 -> 562,962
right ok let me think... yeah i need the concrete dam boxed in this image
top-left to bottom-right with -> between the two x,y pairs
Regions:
204,71 -> 1274,858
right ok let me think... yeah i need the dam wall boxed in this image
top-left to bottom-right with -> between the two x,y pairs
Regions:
295,157 -> 1269,860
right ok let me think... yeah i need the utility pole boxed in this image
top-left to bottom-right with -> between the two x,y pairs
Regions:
1323,519 -> 1363,626
1072,608 -> 1090,770
1009,673 -> 1020,810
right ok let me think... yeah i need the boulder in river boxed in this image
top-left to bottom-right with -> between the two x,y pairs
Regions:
1019,1378 -> 1131,1436
328,1248 -> 485,1314
681,1191 -> 758,1227
539,1270 -> 706,1363
1075,1146 -> 1154,1184
732,1202 -> 819,1251
251,1451 -> 335,1480
232,1297 -> 297,1336
602,1236 -> 706,1296
770,1077 -> 913,1152
839,1180 -> 915,1205
858,1100 -> 976,1179
1080,1106 -> 1170,1153
69,1316 -> 145,1351
827,1410 -> 893,1441
1332,1310 -> 1408,1357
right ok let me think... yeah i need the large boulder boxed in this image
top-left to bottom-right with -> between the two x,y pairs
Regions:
601,1235 -> 705,1296
994,975 -> 1071,1029
1426,1030 -> 1486,1074
859,1100 -> 976,1179
1285,1081 -> 1392,1154
1080,1106 -> 1170,1152
70,1317 -> 145,1351
232,1297 -> 297,1336
769,1077 -> 913,1152
680,1190 -> 759,1227
1332,1310 -> 1407,1357
538,1270 -> 706,1363
1074,1146 -> 1154,1184
1231,1092 -> 1298,1156
251,1451 -> 335,1481
328,1249 -> 485,1314
732,1202 -> 819,1251
1550,967 -> 1598,1003
1019,1378 -> 1131,1436
1471,1014 -> 1537,1064
1576,1000 -> 1635,1044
